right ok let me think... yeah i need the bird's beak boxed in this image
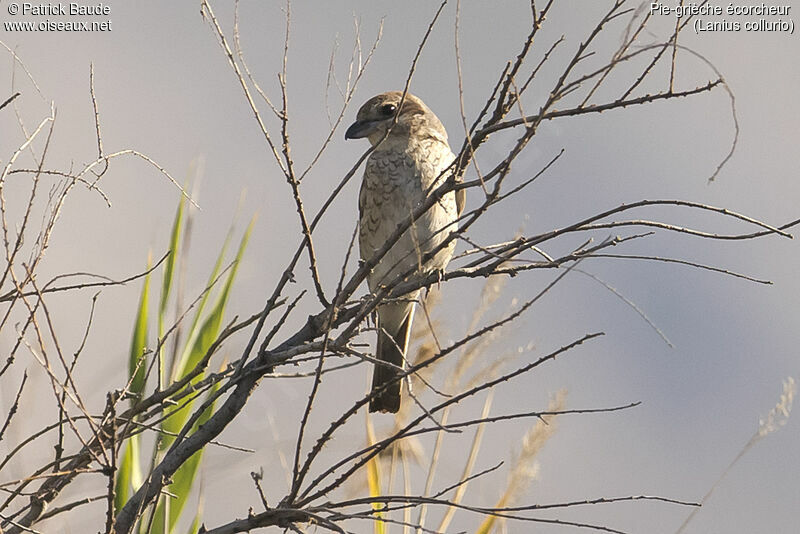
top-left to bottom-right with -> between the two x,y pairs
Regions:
345,119 -> 379,140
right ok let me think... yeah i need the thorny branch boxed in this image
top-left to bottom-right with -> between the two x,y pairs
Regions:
2,1 -> 795,534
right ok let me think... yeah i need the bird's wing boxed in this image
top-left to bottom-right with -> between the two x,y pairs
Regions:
455,180 -> 466,217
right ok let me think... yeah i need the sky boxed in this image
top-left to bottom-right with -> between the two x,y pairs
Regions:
1,1 -> 798,533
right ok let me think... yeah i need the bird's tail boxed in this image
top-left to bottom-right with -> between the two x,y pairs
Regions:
369,311 -> 413,413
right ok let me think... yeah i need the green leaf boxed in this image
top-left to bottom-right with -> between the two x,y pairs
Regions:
167,362 -> 224,532
154,218 -> 253,532
129,257 -> 151,397
117,258 -> 150,515
365,413 -> 385,534
186,516 -> 202,534
114,434 -> 142,512
168,228 -> 232,385
171,216 -> 253,386
150,495 -> 167,534
160,192 -> 185,318
157,191 -> 186,388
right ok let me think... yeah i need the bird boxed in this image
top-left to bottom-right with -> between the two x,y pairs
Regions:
345,91 -> 465,413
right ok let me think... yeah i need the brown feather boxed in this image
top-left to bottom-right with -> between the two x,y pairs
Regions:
369,312 -> 412,413
349,91 -> 459,414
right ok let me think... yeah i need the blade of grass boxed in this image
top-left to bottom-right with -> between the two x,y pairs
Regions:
438,390 -> 493,532
153,218 -> 254,533
159,190 -> 186,388
129,255 -> 151,397
115,256 -> 151,512
115,434 -> 142,513
166,361 -> 226,532
169,228 -> 232,384
146,189 -> 186,534
475,391 -> 565,534
171,215 -> 254,386
365,412 -> 385,534
186,515 -> 201,534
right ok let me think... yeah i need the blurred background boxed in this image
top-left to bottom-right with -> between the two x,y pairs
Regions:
1,1 -> 798,532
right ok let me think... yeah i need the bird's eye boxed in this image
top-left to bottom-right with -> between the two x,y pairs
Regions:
380,103 -> 397,116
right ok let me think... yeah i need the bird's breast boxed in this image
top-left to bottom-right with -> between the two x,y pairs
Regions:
358,141 -> 459,291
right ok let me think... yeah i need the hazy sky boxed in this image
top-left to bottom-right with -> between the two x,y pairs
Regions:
1,2 -> 798,533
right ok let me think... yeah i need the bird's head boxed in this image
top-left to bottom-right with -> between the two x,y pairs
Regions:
345,91 -> 447,147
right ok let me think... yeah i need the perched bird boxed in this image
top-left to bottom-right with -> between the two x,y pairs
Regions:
345,92 -> 464,413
